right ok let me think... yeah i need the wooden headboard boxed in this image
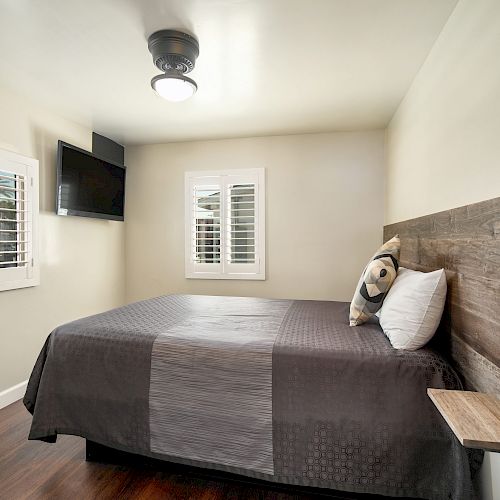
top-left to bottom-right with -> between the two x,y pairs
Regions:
384,197 -> 500,395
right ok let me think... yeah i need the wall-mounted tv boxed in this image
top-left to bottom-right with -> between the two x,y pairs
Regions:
56,141 -> 126,221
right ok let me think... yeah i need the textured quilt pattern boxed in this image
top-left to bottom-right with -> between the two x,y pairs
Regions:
25,295 -> 478,500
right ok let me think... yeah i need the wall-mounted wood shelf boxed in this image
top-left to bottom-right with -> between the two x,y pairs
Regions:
428,389 -> 500,452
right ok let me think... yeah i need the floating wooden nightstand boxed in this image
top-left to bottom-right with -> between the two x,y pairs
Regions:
427,389 -> 500,452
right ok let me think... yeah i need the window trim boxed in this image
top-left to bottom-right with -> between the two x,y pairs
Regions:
0,148 -> 39,292
185,168 -> 265,280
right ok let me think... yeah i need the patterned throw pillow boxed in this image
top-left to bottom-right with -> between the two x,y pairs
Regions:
349,236 -> 400,326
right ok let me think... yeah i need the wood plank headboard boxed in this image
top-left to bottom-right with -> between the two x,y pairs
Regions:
384,197 -> 500,395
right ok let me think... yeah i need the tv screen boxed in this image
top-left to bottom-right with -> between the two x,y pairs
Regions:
56,141 -> 125,221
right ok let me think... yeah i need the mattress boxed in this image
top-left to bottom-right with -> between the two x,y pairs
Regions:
24,295 -> 480,499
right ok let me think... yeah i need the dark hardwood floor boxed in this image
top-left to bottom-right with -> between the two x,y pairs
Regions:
0,400 -> 389,500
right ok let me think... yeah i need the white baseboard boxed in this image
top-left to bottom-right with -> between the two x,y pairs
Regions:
0,380 -> 28,409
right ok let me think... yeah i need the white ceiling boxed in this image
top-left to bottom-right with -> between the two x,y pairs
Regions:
0,0 -> 457,145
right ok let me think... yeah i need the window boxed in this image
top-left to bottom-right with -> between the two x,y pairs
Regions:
185,168 -> 265,280
0,149 -> 39,292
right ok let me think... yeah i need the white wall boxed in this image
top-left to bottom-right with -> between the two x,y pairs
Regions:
0,86 -> 125,393
385,0 -> 500,225
385,1 -> 500,498
125,131 -> 385,303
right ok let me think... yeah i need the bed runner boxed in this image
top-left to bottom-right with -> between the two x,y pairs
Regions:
149,295 -> 291,474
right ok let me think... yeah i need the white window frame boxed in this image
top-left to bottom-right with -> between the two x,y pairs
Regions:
0,148 -> 39,292
185,168 -> 265,280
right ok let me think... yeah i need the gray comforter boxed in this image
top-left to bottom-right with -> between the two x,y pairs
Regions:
24,295 -> 479,499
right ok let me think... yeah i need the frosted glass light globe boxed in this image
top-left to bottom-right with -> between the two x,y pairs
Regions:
151,73 -> 197,102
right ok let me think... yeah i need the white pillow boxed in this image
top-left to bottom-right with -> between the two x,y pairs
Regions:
378,267 -> 447,350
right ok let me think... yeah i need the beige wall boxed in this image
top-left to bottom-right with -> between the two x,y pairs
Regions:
0,86 -> 125,392
385,1 -> 500,497
125,131 -> 385,304
385,0 -> 500,225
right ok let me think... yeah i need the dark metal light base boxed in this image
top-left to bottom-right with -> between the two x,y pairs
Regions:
147,29 -> 199,73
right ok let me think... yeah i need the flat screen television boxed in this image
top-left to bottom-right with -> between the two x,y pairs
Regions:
56,141 -> 126,221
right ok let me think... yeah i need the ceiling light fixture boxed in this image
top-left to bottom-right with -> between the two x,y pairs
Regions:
147,30 -> 199,102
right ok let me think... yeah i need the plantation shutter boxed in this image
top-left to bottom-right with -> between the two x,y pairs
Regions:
223,170 -> 263,277
185,169 -> 265,280
187,176 -> 223,276
227,183 -> 255,263
0,149 -> 39,292
194,185 -> 221,264
0,170 -> 29,267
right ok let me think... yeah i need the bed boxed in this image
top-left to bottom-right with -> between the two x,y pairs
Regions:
27,194 -> 500,500
24,294 -> 479,500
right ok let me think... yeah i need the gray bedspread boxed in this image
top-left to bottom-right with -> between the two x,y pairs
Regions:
24,295 -> 479,499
